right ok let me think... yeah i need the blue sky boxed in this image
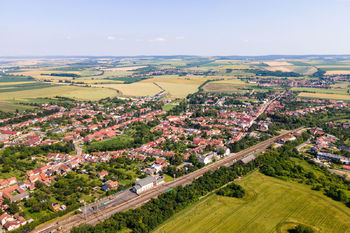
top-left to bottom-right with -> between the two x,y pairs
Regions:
1,0 -> 350,56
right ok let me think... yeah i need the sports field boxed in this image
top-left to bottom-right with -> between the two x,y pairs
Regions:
154,172 -> 350,233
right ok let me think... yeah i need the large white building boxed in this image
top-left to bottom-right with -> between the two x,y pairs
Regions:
197,152 -> 217,164
132,176 -> 164,194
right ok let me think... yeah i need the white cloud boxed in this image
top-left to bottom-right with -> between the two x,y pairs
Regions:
175,36 -> 185,40
150,37 -> 166,42
107,36 -> 116,41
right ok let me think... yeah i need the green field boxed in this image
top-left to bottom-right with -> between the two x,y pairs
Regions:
154,172 -> 350,233
0,101 -> 35,112
292,87 -> 349,95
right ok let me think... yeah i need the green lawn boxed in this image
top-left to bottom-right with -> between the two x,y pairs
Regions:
162,102 -> 179,111
153,171 -> 350,233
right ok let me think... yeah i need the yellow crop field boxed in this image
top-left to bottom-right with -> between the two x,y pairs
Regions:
0,86 -> 117,101
298,92 -> 350,101
77,79 -> 123,84
139,75 -> 208,98
96,83 -> 162,96
94,75 -> 204,98
325,70 -> 350,75
155,82 -> 200,98
265,61 -> 292,66
0,81 -> 37,86
12,69 -> 81,81
265,66 -> 293,72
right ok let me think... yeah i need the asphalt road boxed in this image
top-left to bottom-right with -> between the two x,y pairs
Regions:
33,127 -> 303,233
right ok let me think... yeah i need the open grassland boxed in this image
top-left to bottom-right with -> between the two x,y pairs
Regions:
154,171 -> 350,233
95,83 -> 162,96
0,86 -> 117,101
298,92 -> 350,101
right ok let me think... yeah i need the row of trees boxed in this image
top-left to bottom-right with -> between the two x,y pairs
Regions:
244,69 -> 302,77
216,182 -> 245,198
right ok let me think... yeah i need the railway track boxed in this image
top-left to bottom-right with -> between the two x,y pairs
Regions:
34,127 -> 303,233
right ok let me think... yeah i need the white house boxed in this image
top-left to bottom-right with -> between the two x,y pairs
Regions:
197,152 -> 217,165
